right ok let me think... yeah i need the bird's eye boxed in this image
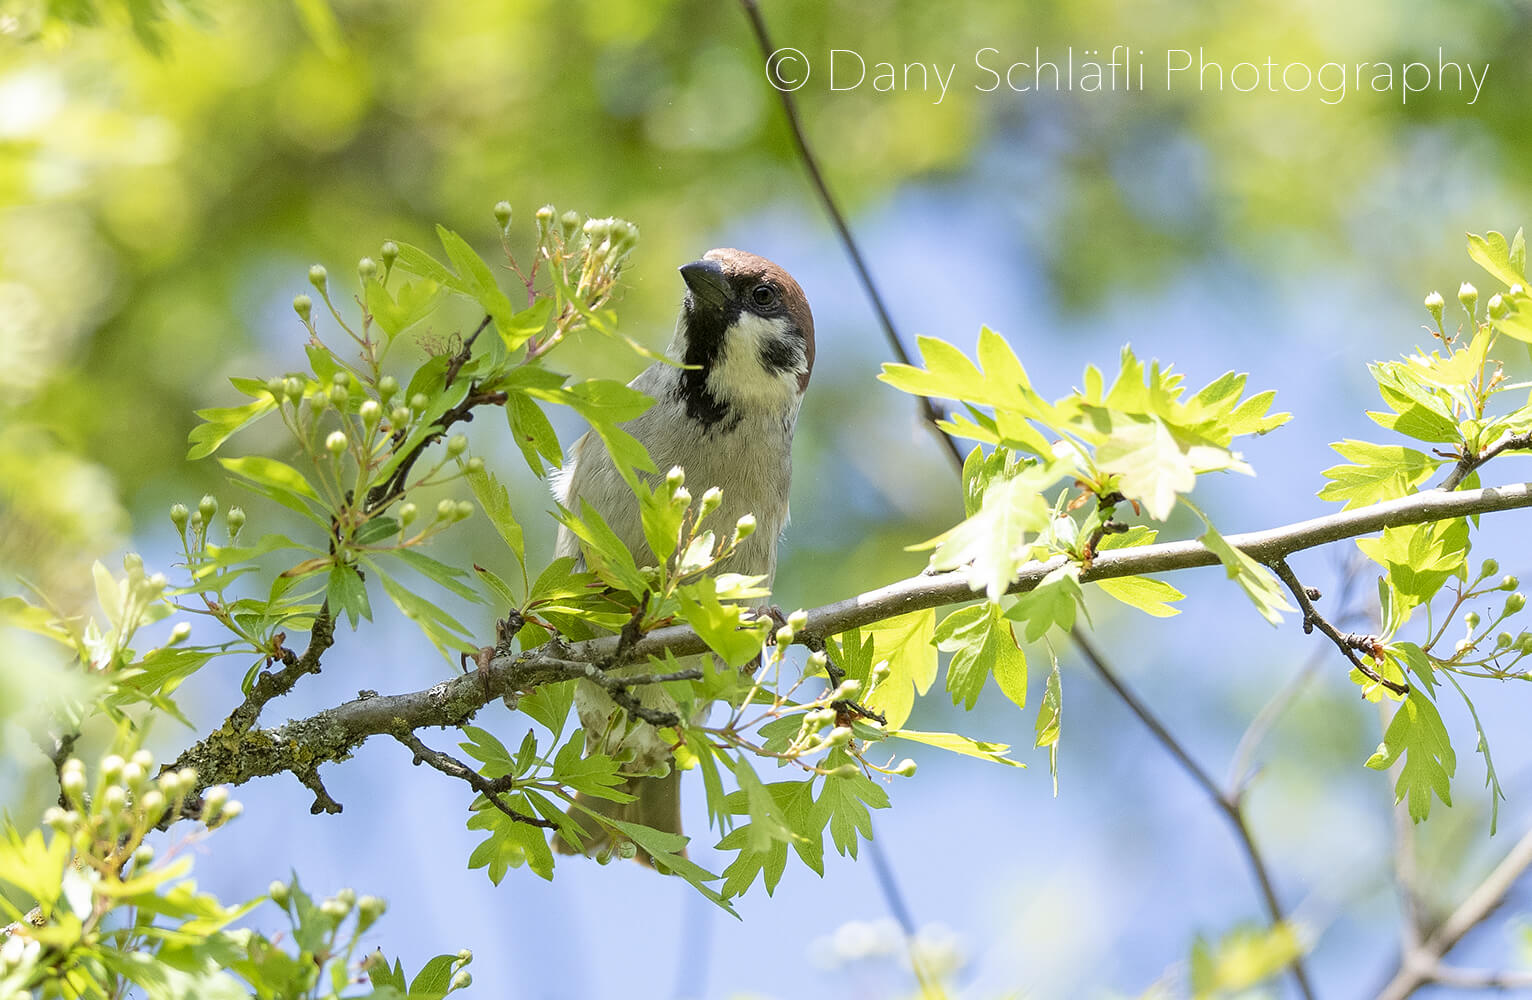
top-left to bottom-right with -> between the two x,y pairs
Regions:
751,284 -> 777,308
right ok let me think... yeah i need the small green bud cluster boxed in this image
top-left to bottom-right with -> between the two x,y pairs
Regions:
1458,282 -> 1478,319
435,498 -> 474,523
45,750 -> 232,871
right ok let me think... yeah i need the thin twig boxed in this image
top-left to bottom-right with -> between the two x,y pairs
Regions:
1271,558 -> 1408,696
394,730 -> 557,829
1072,631 -> 1318,1000
1373,824 -> 1532,1000
1439,430 -> 1532,491
737,0 -> 965,477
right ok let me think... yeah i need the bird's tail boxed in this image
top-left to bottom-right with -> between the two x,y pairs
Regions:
554,769 -> 684,870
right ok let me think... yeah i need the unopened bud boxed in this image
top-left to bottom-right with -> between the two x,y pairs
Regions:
1465,611 -> 1481,630
1482,558 -> 1500,578
450,972 -> 473,992
358,257 -> 378,282
493,201 -> 512,229
1507,592 -> 1527,614
308,265 -> 328,293
699,487 -> 722,517
215,800 -> 242,824
1459,281 -> 1479,317
123,552 -> 143,577
447,434 -> 468,457
266,376 -> 286,399
293,294 -> 313,321
672,487 -> 692,508
456,949 -> 473,965
1505,576 -> 1521,591
131,751 -> 153,776
825,726 -> 853,747
399,502 -> 418,527
269,881 -> 290,907
410,393 -> 429,414
357,894 -> 387,926
120,762 -> 144,788
465,456 -> 484,473
359,400 -> 381,428
390,405 -> 411,427
328,383 -> 348,406
226,506 -> 245,538
436,499 -> 456,521
1489,293 -> 1509,319
199,495 -> 218,522
734,513 -> 756,540
892,758 -> 918,777
559,210 -> 581,242
133,844 -> 154,866
380,241 -> 398,269
202,785 -> 228,816
788,609 -> 808,631
100,755 -> 124,781
1424,291 -> 1445,325
168,621 -> 192,645
807,650 -> 828,673
455,500 -> 474,521
1497,632 -> 1514,649
378,375 -> 399,400
835,678 -> 862,698
139,788 -> 165,816
776,625 -> 795,646
102,784 -> 126,813
825,763 -> 861,779
284,376 -> 304,401
666,466 -> 685,490
326,431 -> 349,455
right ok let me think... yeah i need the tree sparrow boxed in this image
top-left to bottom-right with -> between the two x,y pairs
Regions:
551,248 -> 814,866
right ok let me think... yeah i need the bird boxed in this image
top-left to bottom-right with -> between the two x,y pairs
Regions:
549,247 -> 814,867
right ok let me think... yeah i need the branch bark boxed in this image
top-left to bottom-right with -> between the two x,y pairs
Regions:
167,482 -> 1532,803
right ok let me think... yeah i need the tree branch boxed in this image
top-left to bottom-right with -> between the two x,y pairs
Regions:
394,730 -> 557,829
1374,823 -> 1532,1000
1439,430 -> 1532,491
164,482 -> 1532,812
737,0 -> 965,477
1073,631 -> 1317,1000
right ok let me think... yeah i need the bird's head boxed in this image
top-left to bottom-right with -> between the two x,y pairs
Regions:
671,248 -> 814,428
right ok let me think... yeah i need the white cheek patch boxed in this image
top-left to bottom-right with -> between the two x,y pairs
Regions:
707,313 -> 806,408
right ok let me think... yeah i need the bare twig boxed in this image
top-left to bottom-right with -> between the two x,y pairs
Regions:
1271,558 -> 1408,695
1072,631 -> 1318,1000
1374,824 -> 1532,1000
737,0 -> 965,477
395,730 -> 556,829
1439,430 -> 1532,491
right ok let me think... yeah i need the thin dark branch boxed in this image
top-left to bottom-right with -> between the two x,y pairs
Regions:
737,0 -> 965,477
225,609 -> 337,735
297,766 -> 342,815
1439,430 -> 1532,491
1271,559 -> 1408,695
1072,631 -> 1318,1000
395,730 -> 556,829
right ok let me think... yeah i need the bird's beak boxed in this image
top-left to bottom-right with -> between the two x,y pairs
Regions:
679,258 -> 732,309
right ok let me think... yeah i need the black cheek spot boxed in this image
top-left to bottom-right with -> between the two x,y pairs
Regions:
758,335 -> 801,375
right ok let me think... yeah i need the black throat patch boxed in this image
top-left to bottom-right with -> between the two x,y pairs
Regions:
676,298 -> 738,429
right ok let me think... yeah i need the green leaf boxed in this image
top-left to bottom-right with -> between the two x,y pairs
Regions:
676,581 -> 769,669
497,296 -> 554,351
933,603 -> 1027,710
919,469 -> 1054,602
597,815 -> 735,914
379,574 -> 474,657
886,728 -> 1024,767
365,278 -> 443,340
1189,922 -> 1305,1000
506,391 -> 563,477
1197,517 -> 1293,625
1366,689 -> 1456,823
218,456 -> 324,517
519,680 -> 576,740
1467,229 -> 1526,289
846,608 -> 937,730
385,549 -> 483,604
1443,671 -> 1504,835
436,225 -> 517,337
815,752 -> 889,858
325,563 -> 370,628
407,954 -> 459,1000
1006,564 -> 1087,642
1034,657 -> 1062,793
556,500 -> 647,595
1318,440 -> 1439,509
466,799 -> 555,884
1095,574 -> 1184,618
187,397 -> 277,460
391,241 -> 468,293
1356,518 -> 1469,612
